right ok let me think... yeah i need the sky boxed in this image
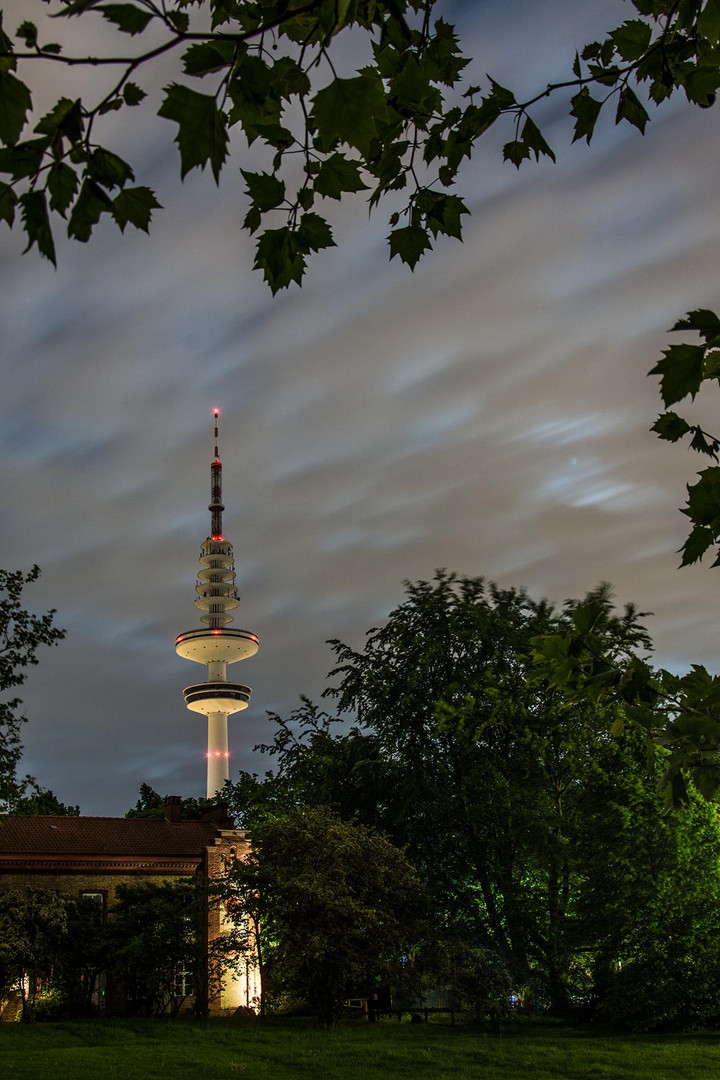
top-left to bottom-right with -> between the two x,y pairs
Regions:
2,0 -> 720,815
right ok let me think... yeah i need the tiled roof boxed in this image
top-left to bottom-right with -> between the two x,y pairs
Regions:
0,816 -> 224,857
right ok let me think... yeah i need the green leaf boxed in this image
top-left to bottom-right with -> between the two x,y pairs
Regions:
416,191 -> 468,240
34,98 -> 83,143
253,226 -> 306,293
503,139 -> 530,167
297,212 -> 335,253
315,0 -> 352,37
98,98 -> 123,116
572,601 -> 602,636
486,78 -> 516,108
0,181 -> 17,226
311,74 -> 389,157
698,0 -> 720,45
227,55 -> 280,138
112,186 -> 161,232
368,139 -> 409,206
0,137 -> 49,180
520,116 -> 555,163
580,39 -> 602,62
534,633 -> 569,663
276,7 -> 327,46
243,204 -> 262,235
649,343 -> 705,406
100,4 -> 153,35
158,84 -> 229,182
67,178 -> 113,242
388,224 -> 432,269
0,21 -> 15,75
123,83 -> 147,107
314,154 -> 368,200
241,170 -> 286,212
272,57 -> 311,99
615,86 -> 649,133
459,97 -> 502,143
570,87 -> 602,144
233,53 -> 273,97
683,467 -> 720,530
680,525 -> 716,567
182,41 -> 236,78
609,19 -> 653,62
651,412 -> 691,442
88,147 -> 134,189
248,122 -> 293,151
209,0 -> 248,29
424,17 -> 469,87
16,21 -> 37,48
67,148 -> 88,167
0,72 -> 32,146
166,8 -> 189,34
390,52 -> 435,113
690,427 -> 717,457
671,308 -> 720,341
704,348 -> 720,379
56,0 -> 106,14
19,189 -> 55,265
47,161 -> 78,215
683,66 -> 720,108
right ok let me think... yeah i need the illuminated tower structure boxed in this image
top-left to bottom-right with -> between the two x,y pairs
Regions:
175,410 -> 259,798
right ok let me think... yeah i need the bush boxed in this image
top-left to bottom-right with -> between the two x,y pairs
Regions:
595,951 -> 720,1032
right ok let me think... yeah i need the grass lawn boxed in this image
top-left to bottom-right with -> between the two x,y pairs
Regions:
3,1017 -> 720,1080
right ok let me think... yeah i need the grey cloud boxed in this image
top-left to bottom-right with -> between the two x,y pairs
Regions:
3,1 -> 720,812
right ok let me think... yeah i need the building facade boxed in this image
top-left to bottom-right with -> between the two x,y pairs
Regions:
0,798 -> 259,1016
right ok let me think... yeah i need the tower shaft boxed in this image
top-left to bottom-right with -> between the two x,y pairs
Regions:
206,712 -> 230,797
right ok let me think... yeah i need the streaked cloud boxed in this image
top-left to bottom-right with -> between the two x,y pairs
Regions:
2,1 -> 719,812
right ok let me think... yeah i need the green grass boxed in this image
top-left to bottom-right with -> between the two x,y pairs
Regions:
3,1017 -> 720,1080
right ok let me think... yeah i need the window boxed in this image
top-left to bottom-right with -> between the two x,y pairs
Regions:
80,891 -> 106,916
175,960 -> 194,999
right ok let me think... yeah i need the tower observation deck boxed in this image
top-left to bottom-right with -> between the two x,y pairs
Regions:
175,410 -> 258,798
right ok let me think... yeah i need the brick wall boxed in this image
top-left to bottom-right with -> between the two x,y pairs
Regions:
0,870 -> 194,904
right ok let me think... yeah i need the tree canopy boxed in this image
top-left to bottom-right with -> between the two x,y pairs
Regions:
0,566 -> 65,812
225,805 -> 427,1025
106,879 -> 209,1016
0,887 -> 70,1021
124,781 -> 218,819
1,2 -> 719,289
227,572 -> 720,1028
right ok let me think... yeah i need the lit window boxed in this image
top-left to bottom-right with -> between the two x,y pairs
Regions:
81,891 -> 105,914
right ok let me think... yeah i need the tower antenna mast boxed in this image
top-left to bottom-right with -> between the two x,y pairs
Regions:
210,408 -> 224,543
175,410 -> 259,798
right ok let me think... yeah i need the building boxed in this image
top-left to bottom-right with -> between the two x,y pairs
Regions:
0,800 -> 240,907
0,798 -> 259,1016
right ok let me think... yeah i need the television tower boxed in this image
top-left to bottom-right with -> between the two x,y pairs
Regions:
175,410 -> 259,798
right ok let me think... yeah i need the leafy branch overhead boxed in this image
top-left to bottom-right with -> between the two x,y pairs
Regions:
650,308 -> 720,568
1,1 -> 720,289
